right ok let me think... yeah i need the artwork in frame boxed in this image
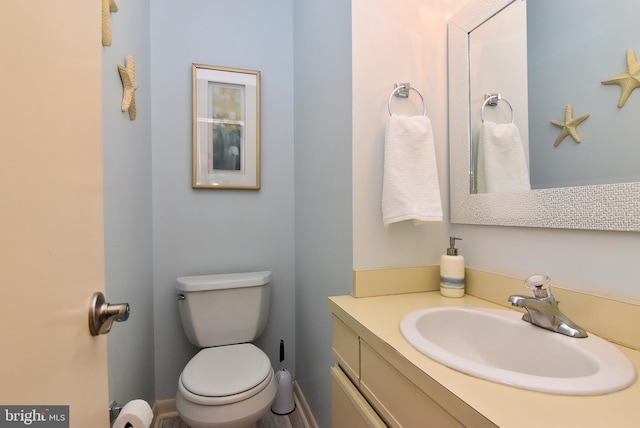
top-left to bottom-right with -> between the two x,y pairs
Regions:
192,64 -> 261,189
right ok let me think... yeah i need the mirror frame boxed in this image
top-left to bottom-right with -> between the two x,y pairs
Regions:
449,0 -> 640,231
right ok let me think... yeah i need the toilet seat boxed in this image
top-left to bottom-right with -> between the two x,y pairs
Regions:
180,343 -> 273,406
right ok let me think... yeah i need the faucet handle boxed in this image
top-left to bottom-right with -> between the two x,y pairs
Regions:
524,274 -> 552,299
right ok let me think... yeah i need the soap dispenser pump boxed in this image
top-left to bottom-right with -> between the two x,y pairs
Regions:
440,237 -> 465,298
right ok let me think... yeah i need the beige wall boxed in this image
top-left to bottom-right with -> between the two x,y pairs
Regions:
352,0 -> 451,269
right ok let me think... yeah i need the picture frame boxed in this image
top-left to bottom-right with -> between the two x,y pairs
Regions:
192,64 -> 261,189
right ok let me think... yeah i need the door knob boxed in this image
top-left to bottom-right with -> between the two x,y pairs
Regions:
89,292 -> 130,336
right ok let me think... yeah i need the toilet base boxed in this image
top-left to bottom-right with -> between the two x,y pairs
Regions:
176,371 -> 277,428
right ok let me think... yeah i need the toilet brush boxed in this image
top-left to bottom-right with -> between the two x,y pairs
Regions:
271,339 -> 296,415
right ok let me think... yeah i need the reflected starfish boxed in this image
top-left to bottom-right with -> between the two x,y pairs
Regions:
601,48 -> 640,108
118,55 -> 138,120
550,105 -> 589,147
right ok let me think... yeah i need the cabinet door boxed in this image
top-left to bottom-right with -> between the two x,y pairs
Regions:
331,365 -> 387,428
360,342 -> 463,428
332,315 -> 360,383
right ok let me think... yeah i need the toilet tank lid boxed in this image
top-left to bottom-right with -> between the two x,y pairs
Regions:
176,271 -> 272,292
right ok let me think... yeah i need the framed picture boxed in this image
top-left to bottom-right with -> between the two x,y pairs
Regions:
192,64 -> 261,189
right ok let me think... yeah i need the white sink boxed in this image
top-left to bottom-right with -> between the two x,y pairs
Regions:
400,306 -> 636,395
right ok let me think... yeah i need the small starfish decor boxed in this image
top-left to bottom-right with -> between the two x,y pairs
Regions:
118,55 -> 138,120
101,0 -> 119,47
550,105 -> 589,147
601,48 -> 640,108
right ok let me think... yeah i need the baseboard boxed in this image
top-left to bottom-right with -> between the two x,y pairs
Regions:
151,398 -> 178,428
293,381 -> 319,428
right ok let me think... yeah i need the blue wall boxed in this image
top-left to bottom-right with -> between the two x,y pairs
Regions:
104,2 -> 346,422
103,0 -> 155,406
150,0 -> 296,400
293,1 -> 353,426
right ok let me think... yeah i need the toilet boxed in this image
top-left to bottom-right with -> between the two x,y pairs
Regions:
175,271 -> 277,428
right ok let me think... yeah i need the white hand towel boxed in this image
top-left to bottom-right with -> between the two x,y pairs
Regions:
382,114 -> 443,226
477,120 -> 531,193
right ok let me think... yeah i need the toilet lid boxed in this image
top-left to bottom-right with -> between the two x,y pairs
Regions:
181,343 -> 272,397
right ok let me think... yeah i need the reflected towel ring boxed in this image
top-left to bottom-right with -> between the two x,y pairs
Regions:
388,83 -> 427,116
481,93 -> 514,123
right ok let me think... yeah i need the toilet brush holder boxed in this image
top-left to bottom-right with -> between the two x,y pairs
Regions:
271,340 -> 296,415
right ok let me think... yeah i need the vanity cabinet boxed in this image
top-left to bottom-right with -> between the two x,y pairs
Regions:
330,290 -> 640,428
331,364 -> 386,427
332,316 -> 384,427
332,316 -> 360,384
331,314 -> 465,427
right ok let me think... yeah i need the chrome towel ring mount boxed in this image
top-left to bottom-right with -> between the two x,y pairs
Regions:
481,93 -> 514,123
388,82 -> 427,116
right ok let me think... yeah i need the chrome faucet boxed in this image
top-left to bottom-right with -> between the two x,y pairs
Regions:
508,274 -> 587,338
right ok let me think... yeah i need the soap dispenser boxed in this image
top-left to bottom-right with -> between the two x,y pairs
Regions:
440,237 -> 465,298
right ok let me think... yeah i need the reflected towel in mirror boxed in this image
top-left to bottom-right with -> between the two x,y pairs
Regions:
477,120 -> 531,193
382,114 -> 443,226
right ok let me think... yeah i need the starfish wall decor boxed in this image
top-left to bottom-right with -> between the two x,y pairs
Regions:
118,55 -> 139,120
550,104 -> 589,147
601,48 -> 640,108
101,0 -> 119,47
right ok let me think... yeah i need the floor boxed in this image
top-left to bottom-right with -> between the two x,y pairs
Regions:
159,407 -> 305,428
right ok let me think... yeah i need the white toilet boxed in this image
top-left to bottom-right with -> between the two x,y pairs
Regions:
175,271 -> 277,428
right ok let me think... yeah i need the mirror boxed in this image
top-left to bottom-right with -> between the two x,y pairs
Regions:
449,0 -> 640,231
469,0 -> 640,192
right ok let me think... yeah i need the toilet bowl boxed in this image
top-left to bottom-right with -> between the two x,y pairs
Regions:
175,272 -> 276,428
176,344 -> 277,428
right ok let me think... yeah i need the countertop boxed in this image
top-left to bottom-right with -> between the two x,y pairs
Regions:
328,292 -> 640,428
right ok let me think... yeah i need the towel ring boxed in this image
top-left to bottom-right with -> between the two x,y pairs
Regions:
481,93 -> 514,123
388,83 -> 427,116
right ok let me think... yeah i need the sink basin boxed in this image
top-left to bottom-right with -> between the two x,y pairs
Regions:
400,307 -> 636,395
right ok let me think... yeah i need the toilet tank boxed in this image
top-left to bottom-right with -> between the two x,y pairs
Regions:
176,271 -> 271,348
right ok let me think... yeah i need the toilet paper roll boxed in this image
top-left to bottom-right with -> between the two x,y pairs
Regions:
112,399 -> 154,428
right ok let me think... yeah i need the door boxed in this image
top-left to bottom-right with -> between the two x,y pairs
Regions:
0,1 -> 109,427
